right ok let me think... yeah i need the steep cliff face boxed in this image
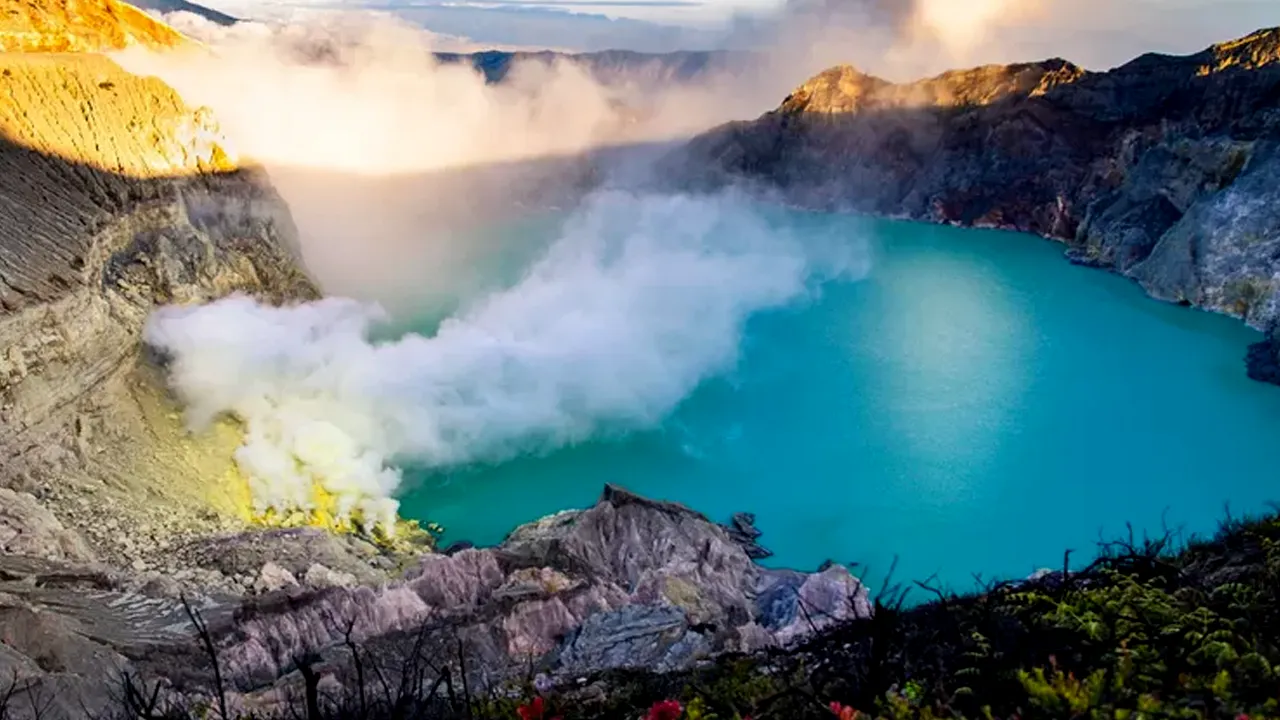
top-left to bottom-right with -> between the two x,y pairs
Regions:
0,5 -> 346,713
0,20 -> 320,576
683,27 -> 1280,373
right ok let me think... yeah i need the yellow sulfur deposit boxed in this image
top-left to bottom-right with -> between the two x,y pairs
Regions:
230,468 -> 440,552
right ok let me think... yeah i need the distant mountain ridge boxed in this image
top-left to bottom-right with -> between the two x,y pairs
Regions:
681,26 -> 1280,382
434,47 -> 749,85
129,0 -> 239,25
120,0 -> 745,85
775,59 -> 1086,115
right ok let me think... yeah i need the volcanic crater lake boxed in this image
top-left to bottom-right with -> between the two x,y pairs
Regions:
396,205 -> 1280,592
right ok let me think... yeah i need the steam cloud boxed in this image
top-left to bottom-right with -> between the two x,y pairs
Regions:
144,191 -> 866,530
115,11 -> 766,177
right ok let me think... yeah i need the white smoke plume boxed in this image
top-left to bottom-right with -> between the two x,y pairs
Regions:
144,191 -> 867,530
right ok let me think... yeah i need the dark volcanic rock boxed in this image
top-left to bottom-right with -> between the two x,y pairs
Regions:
442,540 -> 477,555
680,27 -> 1280,336
731,512 -> 762,539
1129,142 -> 1280,324
720,511 -> 772,559
738,541 -> 774,561
724,533 -> 772,560
1246,331 -> 1280,385
554,604 -> 707,675
754,569 -> 807,629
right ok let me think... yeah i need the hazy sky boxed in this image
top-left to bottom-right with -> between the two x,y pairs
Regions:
208,0 -> 1276,26
199,0 -> 1278,69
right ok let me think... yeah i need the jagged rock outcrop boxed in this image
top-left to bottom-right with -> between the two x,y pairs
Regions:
1247,330 -> 1280,384
166,486 -> 869,708
682,27 -> 1280,376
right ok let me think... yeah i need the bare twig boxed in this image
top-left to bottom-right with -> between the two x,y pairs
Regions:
295,654 -> 323,720
0,669 -> 22,720
180,594 -> 229,720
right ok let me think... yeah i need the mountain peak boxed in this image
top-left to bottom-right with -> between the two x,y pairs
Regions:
779,65 -> 892,114
1204,26 -> 1280,73
776,25 -> 1280,119
779,58 -> 1086,115
0,0 -> 186,53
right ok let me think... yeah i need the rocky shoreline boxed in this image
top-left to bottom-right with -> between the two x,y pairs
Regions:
215,484 -> 866,703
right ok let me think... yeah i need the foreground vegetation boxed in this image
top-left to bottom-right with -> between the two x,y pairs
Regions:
86,510 -> 1280,720
605,510 -> 1280,720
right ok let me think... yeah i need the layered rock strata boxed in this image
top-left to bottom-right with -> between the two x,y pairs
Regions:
0,48 -> 328,577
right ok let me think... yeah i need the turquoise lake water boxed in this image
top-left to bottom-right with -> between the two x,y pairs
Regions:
396,204 -> 1280,592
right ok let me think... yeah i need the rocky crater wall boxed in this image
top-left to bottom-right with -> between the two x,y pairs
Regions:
0,50 -> 323,577
680,27 -> 1280,378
